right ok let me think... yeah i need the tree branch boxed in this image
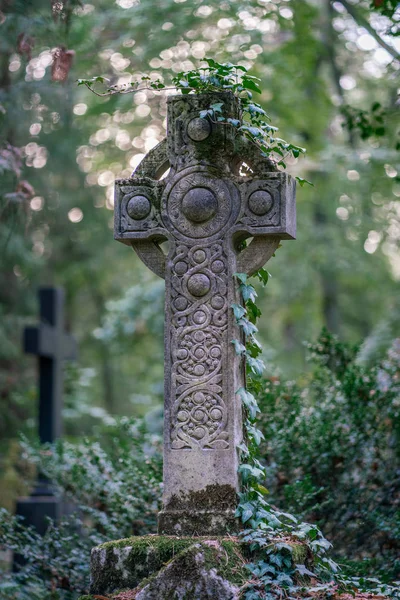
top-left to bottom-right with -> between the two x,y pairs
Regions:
336,0 -> 400,61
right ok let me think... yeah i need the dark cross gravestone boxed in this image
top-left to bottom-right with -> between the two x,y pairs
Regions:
16,287 -> 77,535
114,92 -> 296,536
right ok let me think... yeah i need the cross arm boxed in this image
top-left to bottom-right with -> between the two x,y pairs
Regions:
232,172 -> 296,276
24,325 -> 77,360
114,176 -> 169,279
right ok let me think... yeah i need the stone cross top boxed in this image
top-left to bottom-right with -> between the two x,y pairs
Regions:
114,92 -> 296,535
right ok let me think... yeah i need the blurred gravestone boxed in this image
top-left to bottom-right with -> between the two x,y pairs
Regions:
15,287 -> 77,535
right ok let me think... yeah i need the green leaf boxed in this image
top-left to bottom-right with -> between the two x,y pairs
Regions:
238,318 -> 258,337
246,299 -> 261,323
240,283 -> 257,303
295,176 -> 314,187
236,387 -> 260,419
231,339 -> 246,355
231,303 -> 246,320
239,463 -> 265,481
253,268 -> 270,286
234,272 -> 248,284
296,564 -> 316,577
210,102 -> 224,113
237,442 -> 249,455
246,356 -> 265,376
242,77 -> 262,94
256,484 -> 269,496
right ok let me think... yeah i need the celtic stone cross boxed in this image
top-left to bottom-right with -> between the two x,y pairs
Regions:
114,92 -> 296,536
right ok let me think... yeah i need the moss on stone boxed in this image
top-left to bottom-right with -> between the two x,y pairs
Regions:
131,540 -> 247,599
164,484 -> 237,512
91,535 -> 249,596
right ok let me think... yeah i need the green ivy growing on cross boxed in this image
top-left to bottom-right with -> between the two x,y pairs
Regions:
78,58 -> 313,185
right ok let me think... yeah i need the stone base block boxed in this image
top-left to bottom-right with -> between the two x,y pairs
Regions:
89,535 -> 248,599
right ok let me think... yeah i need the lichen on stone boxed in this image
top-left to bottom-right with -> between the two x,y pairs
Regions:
90,535 -> 248,598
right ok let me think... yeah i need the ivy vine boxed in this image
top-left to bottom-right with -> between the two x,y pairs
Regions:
78,58 -> 312,185
231,267 -> 399,599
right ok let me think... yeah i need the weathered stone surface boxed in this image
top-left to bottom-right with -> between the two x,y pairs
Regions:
135,544 -> 240,600
90,535 -> 247,598
114,92 -> 296,535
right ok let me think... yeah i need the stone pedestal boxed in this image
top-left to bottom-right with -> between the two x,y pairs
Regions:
89,535 -> 248,599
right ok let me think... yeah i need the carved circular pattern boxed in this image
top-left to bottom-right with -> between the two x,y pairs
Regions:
182,187 -> 218,223
127,195 -> 151,220
171,388 -> 228,448
163,169 -> 238,240
248,190 -> 273,216
193,249 -> 206,263
170,242 -> 229,450
187,117 -> 211,142
211,295 -> 224,310
187,273 -> 211,297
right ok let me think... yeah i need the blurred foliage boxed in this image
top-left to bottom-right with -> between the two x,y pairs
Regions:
0,0 -> 399,590
0,417 -> 163,599
258,330 -> 400,580
1,331 -> 400,596
1,0 -> 399,446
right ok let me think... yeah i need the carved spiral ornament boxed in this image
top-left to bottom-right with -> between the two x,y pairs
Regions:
170,242 -> 229,450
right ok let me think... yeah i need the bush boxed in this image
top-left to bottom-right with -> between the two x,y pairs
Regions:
1,332 -> 399,597
258,330 -> 400,580
0,418 -> 162,599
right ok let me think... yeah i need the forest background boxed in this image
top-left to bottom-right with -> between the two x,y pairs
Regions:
0,0 -> 399,593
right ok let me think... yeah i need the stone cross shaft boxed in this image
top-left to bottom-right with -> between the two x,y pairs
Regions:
24,287 -> 77,445
114,92 -> 296,535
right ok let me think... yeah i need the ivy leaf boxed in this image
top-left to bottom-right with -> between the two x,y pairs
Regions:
231,303 -> 246,320
240,502 -> 255,523
238,318 -> 258,337
246,339 -> 262,358
296,564 -> 316,577
240,283 -> 257,303
276,572 -> 293,585
234,272 -> 248,284
247,424 -> 265,446
246,356 -> 265,376
246,299 -> 261,323
253,268 -> 270,286
239,463 -> 265,481
231,339 -> 246,355
237,442 -> 249,456
256,483 -> 269,496
295,176 -> 314,187
269,553 -> 283,567
236,387 -> 260,419
210,102 -> 223,113
242,77 -> 262,94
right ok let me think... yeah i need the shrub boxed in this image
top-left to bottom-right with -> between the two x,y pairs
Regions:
258,330 -> 400,580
